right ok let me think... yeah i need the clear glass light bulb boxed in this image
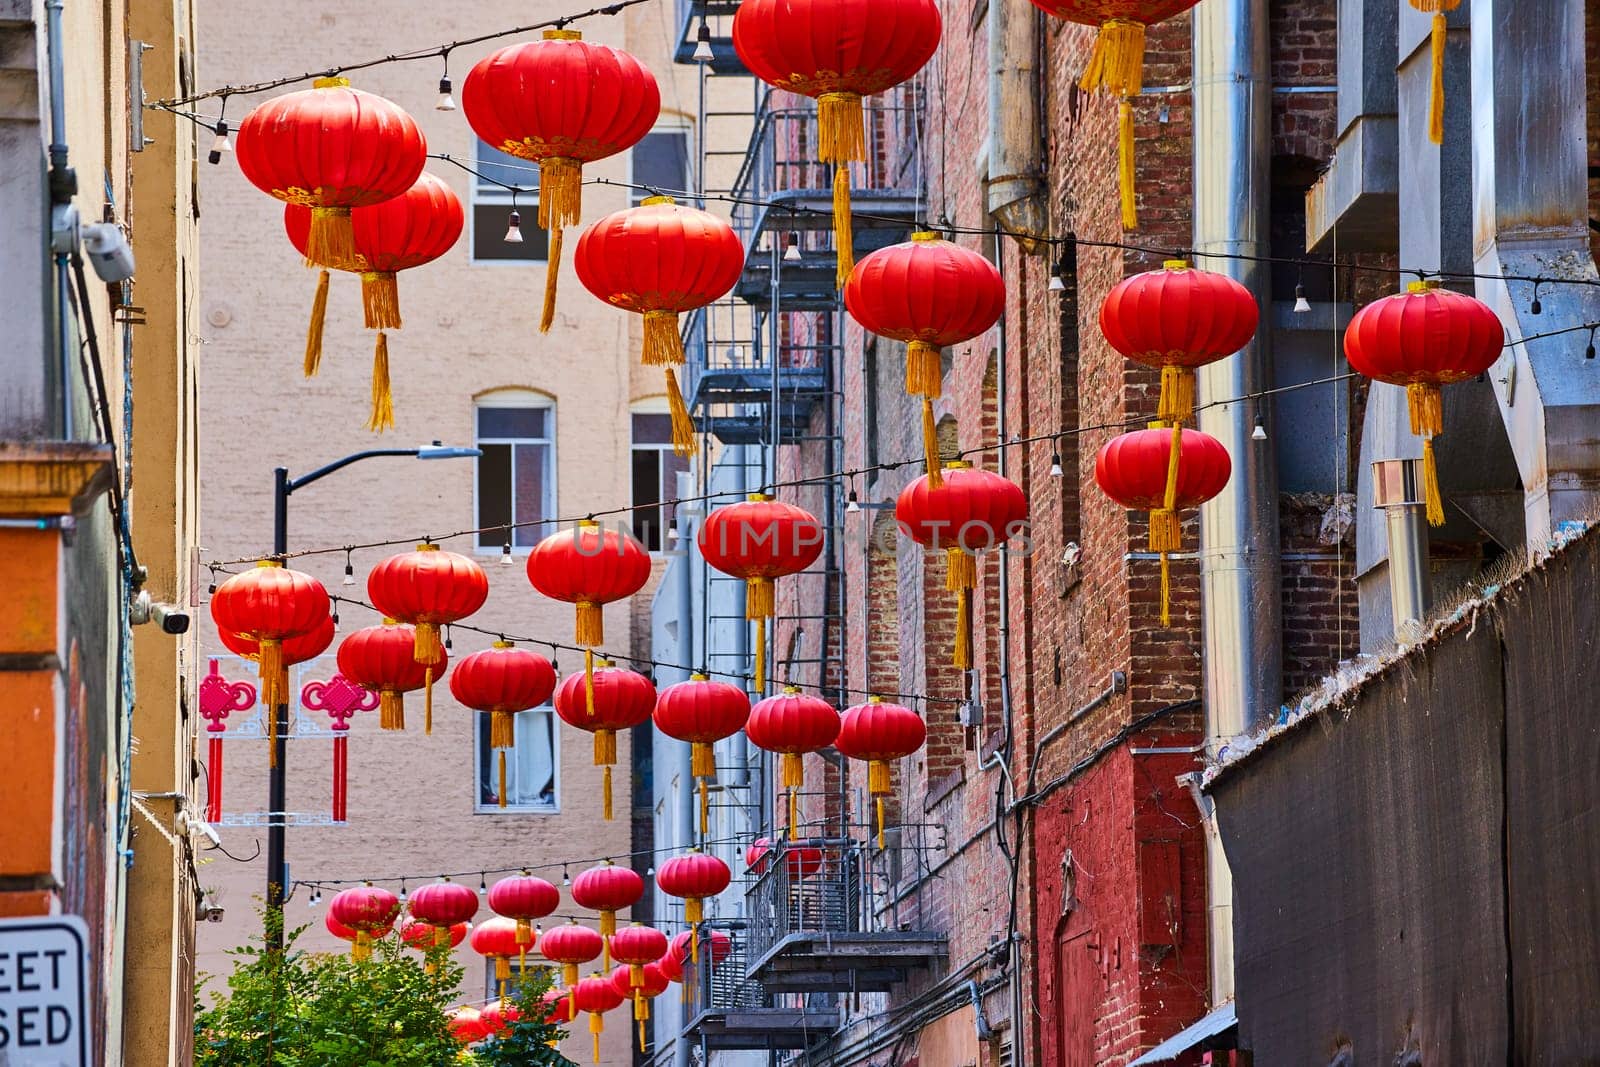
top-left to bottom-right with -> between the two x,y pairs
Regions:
784,232 -> 802,262
845,491 -> 861,515
435,77 -> 457,112
1049,453 -> 1064,478
208,122 -> 232,165
501,542 -> 514,566
1293,284 -> 1311,314
342,562 -> 355,586
504,210 -> 524,244
694,22 -> 714,63
1252,416 -> 1268,442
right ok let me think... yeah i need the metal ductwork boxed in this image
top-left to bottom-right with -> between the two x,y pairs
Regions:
1192,0 -> 1281,1006
1469,0 -> 1600,546
986,0 -> 1046,239
1372,459 -> 1433,642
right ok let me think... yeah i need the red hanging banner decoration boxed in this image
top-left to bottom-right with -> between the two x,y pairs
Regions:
300,671 -> 379,822
197,660 -> 255,823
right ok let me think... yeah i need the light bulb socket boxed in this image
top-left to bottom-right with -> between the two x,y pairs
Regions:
783,231 -> 802,262
207,120 -> 231,165
436,76 -> 457,112
1252,414 -> 1268,442
504,210 -> 524,243
693,21 -> 714,62
1293,283 -> 1311,314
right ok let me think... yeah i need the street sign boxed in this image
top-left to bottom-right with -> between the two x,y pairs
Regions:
0,915 -> 88,1066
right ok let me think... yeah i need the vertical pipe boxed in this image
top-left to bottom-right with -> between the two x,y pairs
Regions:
672,465 -> 696,1067
1372,459 -> 1432,641
1191,0 -> 1280,1006
986,0 -> 1046,236
267,467 -> 291,950
45,0 -> 74,439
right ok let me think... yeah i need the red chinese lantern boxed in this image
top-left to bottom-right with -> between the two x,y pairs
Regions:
732,0 -> 942,283
1344,280 -> 1503,525
328,884 -> 400,962
845,233 -> 1006,482
285,173 -> 463,428
488,873 -> 561,967
451,643 -> 557,807
539,987 -> 574,1025
477,1002 -> 522,1038
573,195 -> 745,454
1026,1 -> 1199,227
400,918 -> 468,951
572,972 -> 627,1064
325,910 -> 393,957
610,961 -> 670,1053
540,920 -> 605,1007
447,1005 -> 485,1044
236,77 -> 426,270
656,851 -> 731,962
471,916 -> 526,1001
528,521 -> 650,711
210,561 -> 330,753
835,697 -> 927,847
609,924 -> 669,1001
895,462 -> 1029,668
663,928 -> 732,981
367,544 -> 487,728
401,919 -> 468,973
462,30 -> 661,331
745,688 -> 840,832
554,660 -> 655,821
746,837 -> 825,879
653,675 -> 751,833
697,495 -> 824,692
408,880 -> 479,943
1095,426 -> 1231,624
571,861 -> 644,965
336,621 -> 449,731
1099,259 -> 1259,425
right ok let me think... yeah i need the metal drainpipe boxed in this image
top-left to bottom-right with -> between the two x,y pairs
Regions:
991,232 -> 1026,1067
672,468 -> 696,1067
986,0 -> 1046,237
45,0 -> 74,439
1191,0 -> 1281,1006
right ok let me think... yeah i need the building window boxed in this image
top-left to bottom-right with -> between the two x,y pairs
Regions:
632,407 -> 690,552
630,127 -> 690,202
471,139 -> 548,263
476,704 -> 558,812
476,395 -> 555,551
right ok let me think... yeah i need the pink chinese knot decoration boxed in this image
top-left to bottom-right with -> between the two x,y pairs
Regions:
199,659 -> 255,822
302,672 -> 380,822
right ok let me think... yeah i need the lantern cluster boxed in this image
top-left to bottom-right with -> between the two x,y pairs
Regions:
327,884 -> 400,962
462,29 -> 661,332
1096,259 -> 1251,625
733,0 -> 943,283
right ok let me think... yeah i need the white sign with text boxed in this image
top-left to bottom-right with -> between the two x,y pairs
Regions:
0,915 -> 88,1066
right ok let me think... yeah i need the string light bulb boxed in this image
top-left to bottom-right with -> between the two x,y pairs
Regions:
784,231 -> 802,262
1252,412 -> 1268,441
845,489 -> 861,515
504,209 -> 524,244
331,606 -> 341,633
478,873 -> 488,896
399,879 -> 408,902
1530,282 -> 1543,316
207,120 -> 232,165
1293,283 -> 1311,314
1049,451 -> 1064,479
501,541 -> 514,566
444,626 -> 454,653
693,19 -> 714,63
342,551 -> 356,586
667,519 -> 680,543
436,76 -> 456,112
1048,254 -> 1068,293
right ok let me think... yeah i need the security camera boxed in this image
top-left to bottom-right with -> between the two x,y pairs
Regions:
130,591 -> 192,635
202,905 -> 226,923
82,222 -> 136,283
194,819 -> 222,848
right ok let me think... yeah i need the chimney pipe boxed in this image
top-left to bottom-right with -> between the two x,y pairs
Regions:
1372,459 -> 1433,642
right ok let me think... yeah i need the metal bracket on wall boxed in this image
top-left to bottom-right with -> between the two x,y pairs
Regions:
129,41 -> 154,151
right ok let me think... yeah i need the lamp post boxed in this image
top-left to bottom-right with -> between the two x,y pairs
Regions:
266,441 -> 479,948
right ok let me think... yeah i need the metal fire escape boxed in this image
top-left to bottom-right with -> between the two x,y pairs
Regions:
666,3 -> 944,1057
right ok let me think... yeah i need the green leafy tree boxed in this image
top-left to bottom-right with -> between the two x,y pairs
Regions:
194,913 -> 467,1067
473,968 -> 577,1067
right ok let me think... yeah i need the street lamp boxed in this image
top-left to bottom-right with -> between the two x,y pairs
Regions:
265,440 -> 479,947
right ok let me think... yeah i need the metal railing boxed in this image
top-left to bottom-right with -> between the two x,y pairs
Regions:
743,840 -> 863,968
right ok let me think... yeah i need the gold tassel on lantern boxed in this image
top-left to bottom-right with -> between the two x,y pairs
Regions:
497,749 -> 508,809
665,368 -> 698,458
637,992 -> 648,1053
360,270 -> 401,330
922,400 -> 942,488
946,546 -> 976,670
367,333 -> 395,433
589,1011 -> 603,1064
353,929 -> 373,963
1118,99 -> 1137,230
1407,380 -> 1447,526
495,956 -> 511,1002
423,668 -> 434,735
1146,422 -> 1186,627
1078,19 -> 1147,230
869,758 -> 891,850
304,269 -> 329,377
594,717 -> 618,821
380,690 -> 405,731
906,340 -> 943,399
747,574 -> 773,693
817,89 -> 865,286
1409,0 -> 1459,145
307,204 -> 359,272
783,751 -> 804,833
1158,362 -> 1198,424
642,309 -> 685,366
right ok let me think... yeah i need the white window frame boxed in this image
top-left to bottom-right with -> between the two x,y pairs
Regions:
474,702 -> 560,815
629,122 -> 694,203
630,397 -> 684,554
473,390 -> 557,556
469,138 -> 546,266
